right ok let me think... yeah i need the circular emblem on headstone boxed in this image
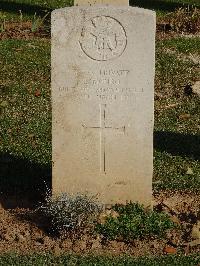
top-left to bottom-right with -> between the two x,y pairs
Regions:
79,16 -> 127,61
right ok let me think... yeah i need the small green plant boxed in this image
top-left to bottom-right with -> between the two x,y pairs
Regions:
96,203 -> 176,241
31,12 -> 49,33
19,10 -> 23,22
37,192 -> 103,234
0,19 -> 6,32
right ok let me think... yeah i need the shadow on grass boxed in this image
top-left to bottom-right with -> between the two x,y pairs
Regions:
154,131 -> 200,161
0,131 -> 199,209
0,152 -> 51,209
130,0 -> 199,12
0,1 -> 52,16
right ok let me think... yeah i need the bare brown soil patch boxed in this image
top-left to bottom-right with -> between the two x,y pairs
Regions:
0,21 -> 50,40
0,192 -> 199,256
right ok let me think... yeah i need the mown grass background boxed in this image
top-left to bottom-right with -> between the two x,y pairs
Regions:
0,254 -> 200,266
0,39 -> 199,197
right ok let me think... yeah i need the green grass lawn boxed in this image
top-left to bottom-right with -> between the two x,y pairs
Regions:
0,36 -> 199,194
0,39 -> 51,199
0,39 -> 51,165
154,37 -> 200,190
0,254 -> 200,266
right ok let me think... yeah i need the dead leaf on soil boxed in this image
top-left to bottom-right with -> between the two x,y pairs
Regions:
162,201 -> 178,216
0,100 -> 9,107
27,43 -> 37,49
34,90 -> 41,97
28,134 -> 35,140
159,201 -> 181,225
164,103 -> 179,109
98,210 -> 119,224
186,167 -> 194,175
163,246 -> 177,254
170,215 -> 181,225
179,113 -> 191,120
13,48 -> 23,52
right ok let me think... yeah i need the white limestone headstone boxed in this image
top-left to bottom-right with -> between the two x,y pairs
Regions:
52,1 -> 156,206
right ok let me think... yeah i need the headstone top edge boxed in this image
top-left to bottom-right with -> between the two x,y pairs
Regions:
74,0 -> 129,6
51,6 -> 156,16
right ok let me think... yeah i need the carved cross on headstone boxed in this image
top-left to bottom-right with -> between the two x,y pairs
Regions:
74,0 -> 129,6
82,104 -> 126,174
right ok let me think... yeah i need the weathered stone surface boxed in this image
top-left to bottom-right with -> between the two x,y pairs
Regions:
52,6 -> 156,206
74,0 -> 129,6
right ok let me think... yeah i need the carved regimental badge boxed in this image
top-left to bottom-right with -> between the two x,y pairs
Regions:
80,16 -> 127,61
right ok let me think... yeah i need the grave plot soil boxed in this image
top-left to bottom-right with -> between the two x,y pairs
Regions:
0,192 -> 199,256
0,21 -> 50,40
